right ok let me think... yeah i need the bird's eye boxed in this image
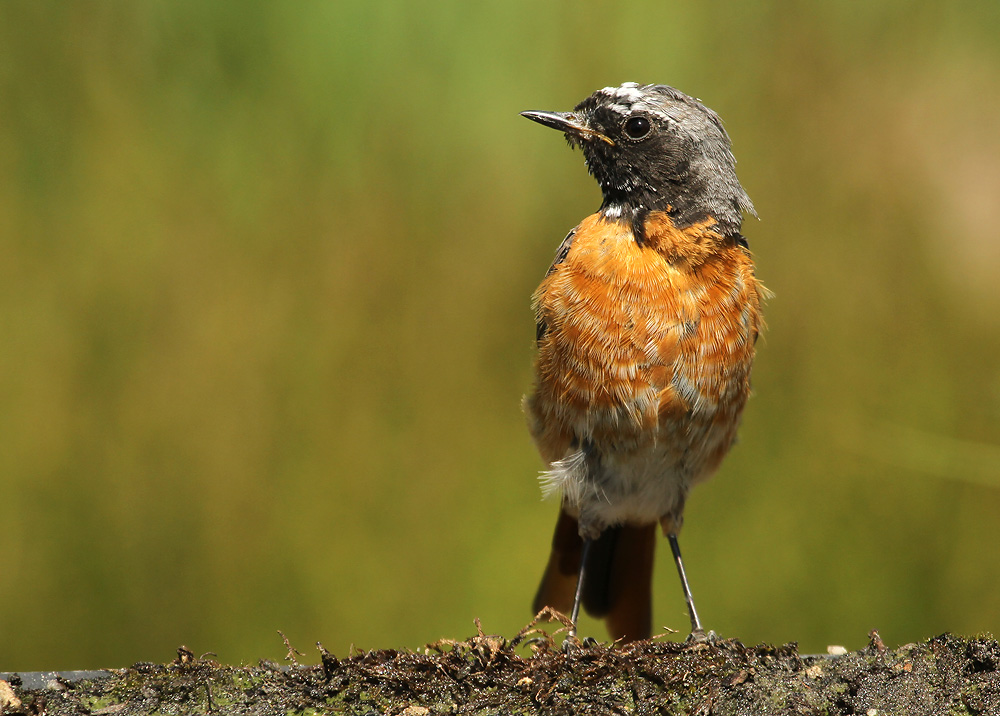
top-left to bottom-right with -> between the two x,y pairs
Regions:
624,115 -> 651,140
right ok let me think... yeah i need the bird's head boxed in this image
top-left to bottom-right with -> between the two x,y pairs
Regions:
522,82 -> 754,235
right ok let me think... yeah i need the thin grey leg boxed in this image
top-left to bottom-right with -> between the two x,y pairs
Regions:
668,533 -> 703,635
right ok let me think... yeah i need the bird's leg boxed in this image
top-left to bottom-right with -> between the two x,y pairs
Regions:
667,533 -> 707,639
568,537 -> 592,641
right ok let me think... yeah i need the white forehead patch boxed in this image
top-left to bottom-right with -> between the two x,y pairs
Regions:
597,82 -> 676,123
600,82 -> 645,104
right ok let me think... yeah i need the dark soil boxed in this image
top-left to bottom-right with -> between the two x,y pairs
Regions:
3,627 -> 999,715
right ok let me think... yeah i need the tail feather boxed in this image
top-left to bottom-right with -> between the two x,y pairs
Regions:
532,508 -> 582,616
533,507 -> 656,642
603,523 -> 655,641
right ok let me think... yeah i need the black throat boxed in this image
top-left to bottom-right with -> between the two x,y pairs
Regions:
586,152 -> 745,243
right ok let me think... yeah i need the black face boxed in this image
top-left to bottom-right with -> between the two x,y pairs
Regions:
522,83 -> 754,235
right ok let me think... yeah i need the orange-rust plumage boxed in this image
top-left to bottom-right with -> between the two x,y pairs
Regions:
526,210 -> 763,529
522,83 -> 765,643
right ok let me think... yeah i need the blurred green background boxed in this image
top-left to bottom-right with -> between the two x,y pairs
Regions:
2,1 -> 999,671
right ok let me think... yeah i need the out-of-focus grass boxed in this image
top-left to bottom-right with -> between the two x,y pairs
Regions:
1,1 -> 999,670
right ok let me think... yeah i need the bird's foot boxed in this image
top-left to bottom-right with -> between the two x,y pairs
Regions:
686,628 -> 720,646
561,634 -> 598,654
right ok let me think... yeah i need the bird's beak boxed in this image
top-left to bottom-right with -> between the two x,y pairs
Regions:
520,110 -> 615,146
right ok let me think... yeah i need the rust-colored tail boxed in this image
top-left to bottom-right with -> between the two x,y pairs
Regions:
533,508 -> 656,642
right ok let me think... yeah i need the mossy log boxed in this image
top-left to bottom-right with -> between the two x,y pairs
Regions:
2,628 -> 999,715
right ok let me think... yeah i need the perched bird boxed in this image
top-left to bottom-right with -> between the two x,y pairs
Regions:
522,82 -> 765,642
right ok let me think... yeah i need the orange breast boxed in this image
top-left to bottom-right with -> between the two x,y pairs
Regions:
525,211 -> 764,487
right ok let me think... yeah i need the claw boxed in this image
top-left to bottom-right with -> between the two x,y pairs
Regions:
561,635 -> 583,654
686,628 -> 719,646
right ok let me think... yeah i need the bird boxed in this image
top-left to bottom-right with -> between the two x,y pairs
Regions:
521,82 -> 765,643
